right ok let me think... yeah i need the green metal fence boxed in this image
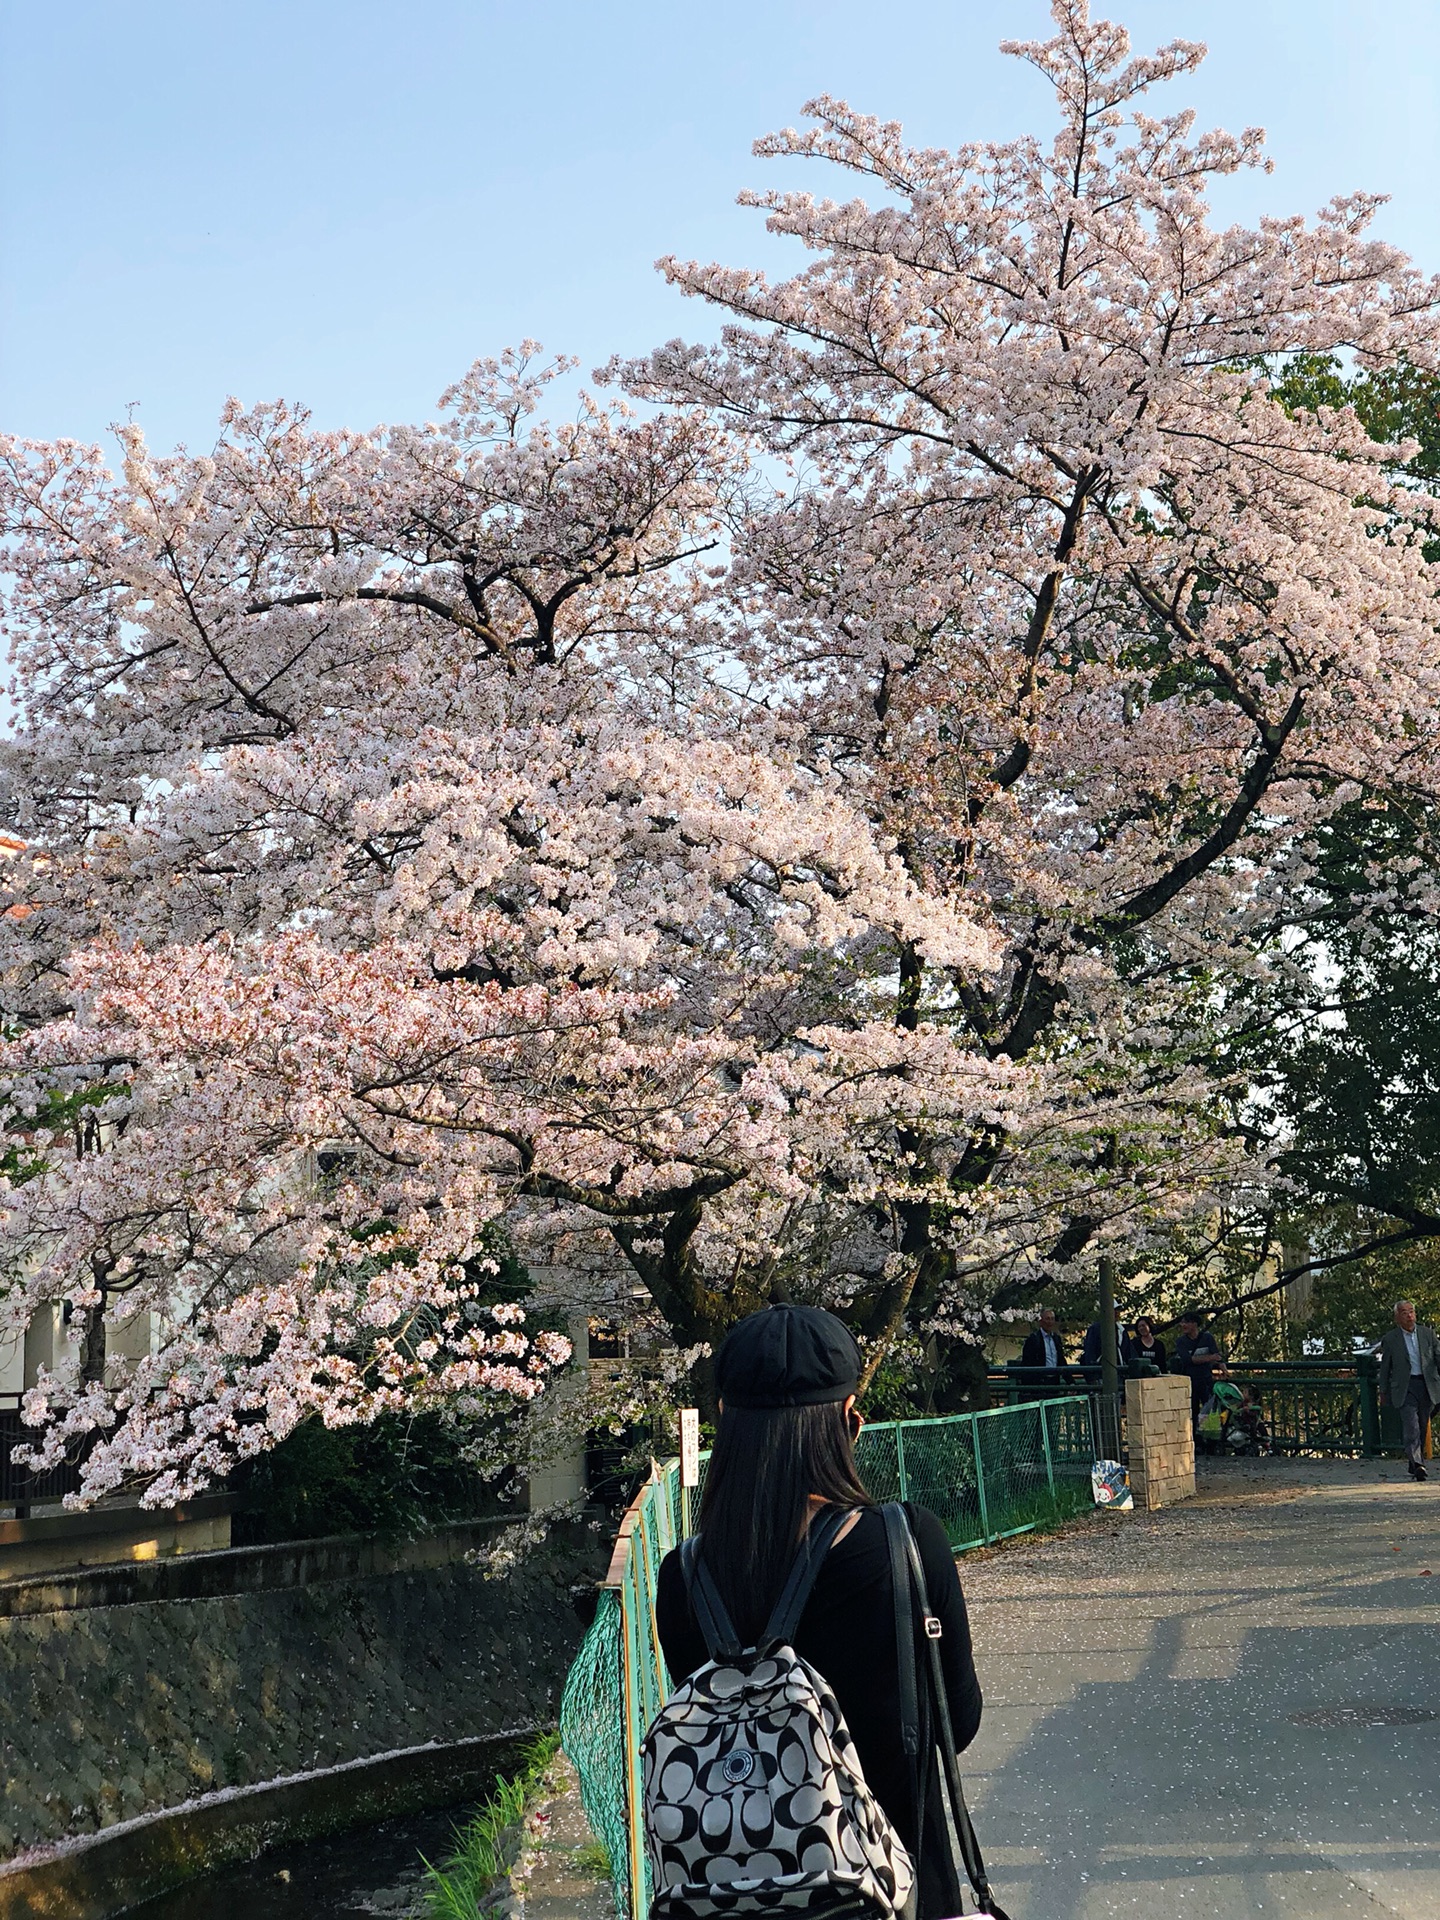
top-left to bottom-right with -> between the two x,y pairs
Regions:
559,1396 -> 1095,1920
1211,1369 -> 1367,1454
992,1359 -> 1405,1459
560,1463 -> 678,1920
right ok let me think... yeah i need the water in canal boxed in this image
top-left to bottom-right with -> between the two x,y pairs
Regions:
123,1798 -> 478,1919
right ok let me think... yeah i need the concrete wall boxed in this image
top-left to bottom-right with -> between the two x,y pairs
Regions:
0,1516 -> 515,1619
0,1518 -> 605,1863
1125,1373 -> 1196,1511
0,1329 -> 20,1399
0,1302 -> 156,1399
0,1499 -> 234,1582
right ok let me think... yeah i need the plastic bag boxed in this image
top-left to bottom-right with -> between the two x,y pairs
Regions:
1091,1459 -> 1133,1509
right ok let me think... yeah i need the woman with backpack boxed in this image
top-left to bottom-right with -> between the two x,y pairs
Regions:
651,1303 -> 989,1920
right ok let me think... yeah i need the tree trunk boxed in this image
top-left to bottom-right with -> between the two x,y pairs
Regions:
81,1291 -> 107,1387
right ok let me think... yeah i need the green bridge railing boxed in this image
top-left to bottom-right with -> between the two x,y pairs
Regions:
559,1395 -> 1097,1920
991,1357 -> 1412,1458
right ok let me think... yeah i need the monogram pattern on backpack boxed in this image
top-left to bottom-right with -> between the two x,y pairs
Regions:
643,1643 -> 914,1917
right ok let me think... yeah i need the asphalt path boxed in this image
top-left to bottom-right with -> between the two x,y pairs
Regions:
958,1455 -> 1440,1919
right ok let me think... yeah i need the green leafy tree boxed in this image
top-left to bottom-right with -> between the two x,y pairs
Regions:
230,1411 -> 506,1545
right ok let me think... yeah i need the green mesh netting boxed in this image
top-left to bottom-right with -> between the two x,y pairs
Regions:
561,1395 -> 1095,1919
559,1589 -> 627,1906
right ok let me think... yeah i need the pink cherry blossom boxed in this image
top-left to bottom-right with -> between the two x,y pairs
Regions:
5,8 -> 1440,1497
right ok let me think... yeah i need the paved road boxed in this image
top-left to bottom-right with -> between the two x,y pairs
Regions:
959,1456 -> 1440,1919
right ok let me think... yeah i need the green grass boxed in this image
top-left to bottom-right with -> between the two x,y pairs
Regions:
934,1477 -> 1093,1552
571,1838 -> 612,1880
421,1731 -> 561,1920
937,1477 -> 1098,1557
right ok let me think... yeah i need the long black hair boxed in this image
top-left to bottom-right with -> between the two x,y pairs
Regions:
698,1400 -> 872,1643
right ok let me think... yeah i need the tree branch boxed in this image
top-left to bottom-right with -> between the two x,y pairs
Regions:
1156,1221 -> 1440,1332
1095,691 -> 1305,937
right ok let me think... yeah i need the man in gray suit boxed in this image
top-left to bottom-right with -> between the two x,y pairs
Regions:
1377,1300 -> 1440,1481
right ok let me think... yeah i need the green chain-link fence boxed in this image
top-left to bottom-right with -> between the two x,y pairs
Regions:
559,1396 -> 1095,1920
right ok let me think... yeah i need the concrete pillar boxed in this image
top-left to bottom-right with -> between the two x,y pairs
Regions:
106,1306 -> 157,1374
23,1303 -> 65,1387
525,1311 -> 589,1512
0,1322 -> 22,1394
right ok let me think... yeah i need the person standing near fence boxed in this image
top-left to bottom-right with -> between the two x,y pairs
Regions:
1376,1300 -> 1440,1482
1132,1316 -> 1166,1371
1020,1306 -> 1070,1387
1080,1306 -> 1134,1370
654,1303 -> 984,1919
1173,1310 -> 1224,1426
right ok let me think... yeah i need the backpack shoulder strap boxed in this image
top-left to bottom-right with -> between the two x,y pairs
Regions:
881,1503 -> 922,1762
760,1503 -> 850,1649
886,1501 -> 1013,1920
684,1504 -> 852,1661
681,1534 -> 742,1663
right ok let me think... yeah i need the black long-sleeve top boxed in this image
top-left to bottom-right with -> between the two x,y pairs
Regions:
655,1502 -> 982,1915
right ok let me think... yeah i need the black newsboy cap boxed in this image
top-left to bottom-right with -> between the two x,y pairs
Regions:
715,1304 -> 862,1409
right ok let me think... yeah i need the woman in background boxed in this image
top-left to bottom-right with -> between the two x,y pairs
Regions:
1132,1315 -> 1167,1371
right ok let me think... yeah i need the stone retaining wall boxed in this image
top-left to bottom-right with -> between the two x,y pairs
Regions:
0,1519 -> 605,1863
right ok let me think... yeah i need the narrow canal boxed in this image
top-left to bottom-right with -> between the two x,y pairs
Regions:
123,1800 -> 477,1920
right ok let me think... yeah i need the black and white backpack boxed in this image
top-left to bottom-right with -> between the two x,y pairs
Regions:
642,1506 -> 915,1918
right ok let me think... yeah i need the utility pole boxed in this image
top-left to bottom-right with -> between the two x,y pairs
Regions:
1099,1257 -> 1118,1398
1099,1254 -> 1119,1456
1098,1133 -> 1121,1455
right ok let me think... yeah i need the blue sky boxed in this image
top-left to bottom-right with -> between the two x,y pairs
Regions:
3,1 -> 1439,454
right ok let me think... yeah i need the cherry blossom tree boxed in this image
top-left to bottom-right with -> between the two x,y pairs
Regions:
7,3 -> 1440,1499
0,352 -> 1020,1498
621,0 -> 1440,1362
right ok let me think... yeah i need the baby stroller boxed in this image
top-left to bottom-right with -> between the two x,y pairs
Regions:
1214,1380 -> 1270,1456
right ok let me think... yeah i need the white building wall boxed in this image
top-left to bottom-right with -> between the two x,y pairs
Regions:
0,1326 -> 22,1395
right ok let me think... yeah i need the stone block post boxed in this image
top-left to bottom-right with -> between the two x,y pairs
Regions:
1125,1373 -> 1195,1511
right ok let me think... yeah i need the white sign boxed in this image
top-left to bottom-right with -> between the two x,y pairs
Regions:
678,1406 -> 701,1487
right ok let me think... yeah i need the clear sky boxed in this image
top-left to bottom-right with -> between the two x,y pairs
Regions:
3,1 -> 1439,455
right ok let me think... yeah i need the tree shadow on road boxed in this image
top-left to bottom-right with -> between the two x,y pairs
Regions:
966,1604 -> 1440,1918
